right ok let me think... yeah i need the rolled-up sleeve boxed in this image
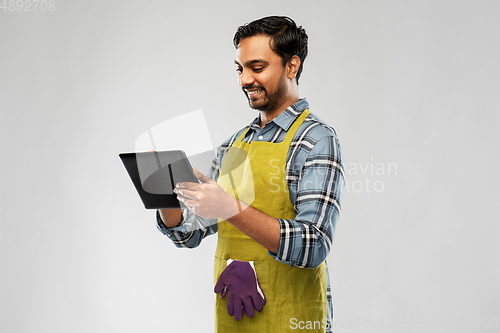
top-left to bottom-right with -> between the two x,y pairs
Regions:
156,209 -> 218,248
270,135 -> 345,268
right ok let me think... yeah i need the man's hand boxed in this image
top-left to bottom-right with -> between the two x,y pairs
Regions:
176,168 -> 280,254
175,168 -> 241,220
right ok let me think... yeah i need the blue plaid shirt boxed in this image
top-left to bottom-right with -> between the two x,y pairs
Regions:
157,98 -> 344,331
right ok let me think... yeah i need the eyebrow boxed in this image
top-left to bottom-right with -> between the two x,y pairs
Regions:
234,59 -> 269,66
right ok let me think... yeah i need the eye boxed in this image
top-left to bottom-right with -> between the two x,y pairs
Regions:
253,67 -> 264,72
235,67 -> 243,74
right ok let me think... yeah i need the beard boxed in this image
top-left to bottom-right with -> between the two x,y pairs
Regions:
244,70 -> 288,112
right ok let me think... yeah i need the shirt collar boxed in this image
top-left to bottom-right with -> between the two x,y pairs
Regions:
249,98 -> 309,131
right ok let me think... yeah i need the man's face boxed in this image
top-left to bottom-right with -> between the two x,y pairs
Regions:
235,35 -> 289,113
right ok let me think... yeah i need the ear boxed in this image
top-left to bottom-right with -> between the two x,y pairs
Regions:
287,55 -> 301,80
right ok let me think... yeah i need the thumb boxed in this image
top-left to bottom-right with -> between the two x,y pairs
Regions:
214,263 -> 230,293
214,278 -> 226,294
193,167 -> 212,183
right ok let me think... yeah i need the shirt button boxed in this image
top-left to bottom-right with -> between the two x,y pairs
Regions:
258,135 -> 263,140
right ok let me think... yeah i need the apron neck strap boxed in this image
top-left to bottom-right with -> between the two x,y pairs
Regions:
234,127 -> 250,145
282,108 -> 310,146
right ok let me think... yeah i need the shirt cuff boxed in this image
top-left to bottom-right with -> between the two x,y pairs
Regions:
156,209 -> 191,239
267,218 -> 304,267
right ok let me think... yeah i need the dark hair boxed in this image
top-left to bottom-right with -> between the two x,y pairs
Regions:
233,16 -> 308,84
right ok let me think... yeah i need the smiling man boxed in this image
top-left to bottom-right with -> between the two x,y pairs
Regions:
157,16 -> 344,332
236,34 -> 299,124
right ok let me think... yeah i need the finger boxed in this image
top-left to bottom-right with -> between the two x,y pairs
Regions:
175,195 -> 191,206
175,188 -> 198,201
252,294 -> 263,312
214,279 -> 226,294
242,296 -> 255,318
227,293 -> 234,317
233,297 -> 243,321
176,181 -> 201,190
176,197 -> 196,213
193,167 -> 213,184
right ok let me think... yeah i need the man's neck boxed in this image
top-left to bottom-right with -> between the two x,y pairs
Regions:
259,97 -> 300,129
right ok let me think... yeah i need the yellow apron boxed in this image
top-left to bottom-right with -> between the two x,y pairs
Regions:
214,109 -> 327,332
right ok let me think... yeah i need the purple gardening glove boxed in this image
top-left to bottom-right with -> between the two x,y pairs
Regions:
214,259 -> 266,321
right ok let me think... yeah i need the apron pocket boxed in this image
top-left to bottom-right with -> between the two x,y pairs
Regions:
214,257 -> 269,333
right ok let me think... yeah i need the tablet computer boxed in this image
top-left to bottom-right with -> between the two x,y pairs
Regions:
119,150 -> 199,209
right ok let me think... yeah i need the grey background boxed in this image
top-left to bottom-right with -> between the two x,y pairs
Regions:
1,1 -> 499,332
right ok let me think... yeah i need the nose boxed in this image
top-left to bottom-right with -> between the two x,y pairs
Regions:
238,68 -> 255,87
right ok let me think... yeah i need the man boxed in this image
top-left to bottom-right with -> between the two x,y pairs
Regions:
157,16 -> 344,332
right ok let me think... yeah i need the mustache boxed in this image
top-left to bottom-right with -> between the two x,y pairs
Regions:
242,85 -> 265,91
